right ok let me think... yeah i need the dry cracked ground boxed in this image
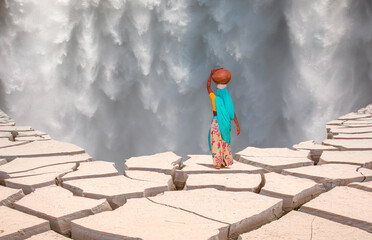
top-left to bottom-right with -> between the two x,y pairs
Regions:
1,104 -> 372,240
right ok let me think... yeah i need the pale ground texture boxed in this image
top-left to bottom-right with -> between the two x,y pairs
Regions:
300,186 -> 372,233
330,126 -> 372,134
124,151 -> 182,174
175,154 -> 264,190
342,122 -> 372,127
292,140 -> 338,162
326,119 -> 345,125
0,138 -> 30,149
124,169 -> 173,184
323,139 -> 372,150
325,114 -> 372,141
319,150 -> 372,169
326,124 -> 344,134
0,158 -> 6,166
61,161 -> 119,181
16,130 -> 48,137
0,185 -> 25,207
348,181 -> 372,192
0,153 -> 92,178
148,188 -> 283,237
71,198 -> 228,240
0,140 -> 85,159
185,173 -> 262,192
26,230 -> 71,240
334,132 -> 372,139
3,162 -> 77,194
260,172 -> 325,211
0,206 -> 50,239
234,147 -> 310,159
238,156 -> 313,172
344,119 -> 372,124
0,132 -> 11,138
1,105 -> 372,239
13,186 -> 112,235
62,175 -> 170,209
14,135 -> 52,142
180,154 -> 265,174
282,164 -> 372,189
0,125 -> 33,132
5,162 -> 77,179
239,211 -> 372,240
292,140 -> 339,151
0,117 -> 15,126
124,152 -> 184,190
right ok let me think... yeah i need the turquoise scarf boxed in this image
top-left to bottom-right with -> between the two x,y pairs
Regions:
208,88 -> 235,150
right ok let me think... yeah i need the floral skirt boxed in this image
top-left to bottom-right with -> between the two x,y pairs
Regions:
210,118 -> 233,167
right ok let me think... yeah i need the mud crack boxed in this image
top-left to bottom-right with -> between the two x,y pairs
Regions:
146,196 -> 232,239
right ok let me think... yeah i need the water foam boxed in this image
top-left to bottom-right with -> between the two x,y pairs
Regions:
0,0 -> 371,172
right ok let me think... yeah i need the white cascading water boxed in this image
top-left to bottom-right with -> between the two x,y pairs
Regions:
0,0 -> 371,172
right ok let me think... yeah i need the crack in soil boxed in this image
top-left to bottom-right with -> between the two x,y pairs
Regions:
356,166 -> 367,182
310,217 -> 315,240
255,173 -> 266,194
146,196 -> 232,239
55,162 -> 80,187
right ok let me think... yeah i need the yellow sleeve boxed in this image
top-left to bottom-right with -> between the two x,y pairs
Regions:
209,92 -> 216,111
209,92 -> 216,100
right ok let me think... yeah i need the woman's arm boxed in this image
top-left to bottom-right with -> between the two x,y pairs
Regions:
234,114 -> 240,136
207,68 -> 223,94
207,71 -> 213,94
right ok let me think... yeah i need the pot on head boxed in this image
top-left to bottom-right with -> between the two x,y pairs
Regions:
212,69 -> 231,84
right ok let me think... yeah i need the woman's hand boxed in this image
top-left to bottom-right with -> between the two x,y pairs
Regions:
234,114 -> 240,136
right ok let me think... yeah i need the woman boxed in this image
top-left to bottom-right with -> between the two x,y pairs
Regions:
207,68 -> 240,169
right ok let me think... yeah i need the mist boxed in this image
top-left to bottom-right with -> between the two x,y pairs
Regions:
0,0 -> 371,172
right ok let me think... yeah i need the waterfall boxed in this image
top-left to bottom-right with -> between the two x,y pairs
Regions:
1,0 -> 371,172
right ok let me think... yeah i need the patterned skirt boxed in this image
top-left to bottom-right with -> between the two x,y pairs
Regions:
210,118 -> 233,167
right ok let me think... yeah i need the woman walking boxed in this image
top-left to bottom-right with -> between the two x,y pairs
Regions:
207,68 -> 240,169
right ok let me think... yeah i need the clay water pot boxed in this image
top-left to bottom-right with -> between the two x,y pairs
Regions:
212,69 -> 231,84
